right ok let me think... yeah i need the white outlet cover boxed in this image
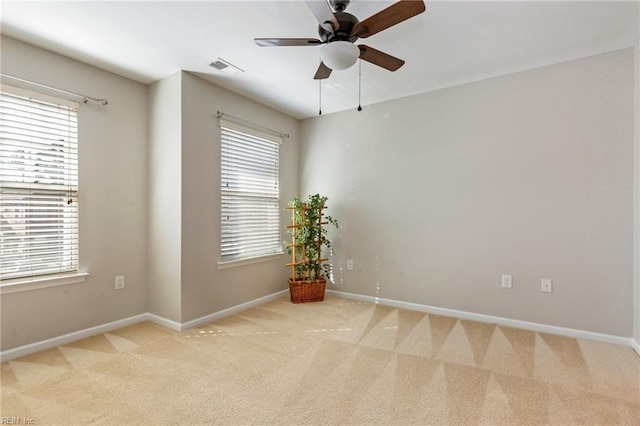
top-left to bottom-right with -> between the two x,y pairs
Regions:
541,279 -> 552,293
501,274 -> 512,288
115,275 -> 125,290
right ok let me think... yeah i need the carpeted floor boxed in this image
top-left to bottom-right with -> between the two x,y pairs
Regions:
1,295 -> 639,425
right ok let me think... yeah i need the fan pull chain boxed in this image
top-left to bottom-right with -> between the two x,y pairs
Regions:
357,59 -> 362,112
318,77 -> 322,116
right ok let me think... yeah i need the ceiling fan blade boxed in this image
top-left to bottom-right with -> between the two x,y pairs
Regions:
314,62 -> 333,80
358,45 -> 405,71
254,38 -> 322,47
353,0 -> 426,39
306,0 -> 339,33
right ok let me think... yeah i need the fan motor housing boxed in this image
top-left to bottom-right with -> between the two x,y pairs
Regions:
318,11 -> 359,43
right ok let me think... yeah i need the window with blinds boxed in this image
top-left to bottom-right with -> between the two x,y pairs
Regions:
0,85 -> 79,281
220,119 -> 282,262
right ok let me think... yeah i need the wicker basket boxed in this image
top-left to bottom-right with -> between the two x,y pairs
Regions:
288,278 -> 326,304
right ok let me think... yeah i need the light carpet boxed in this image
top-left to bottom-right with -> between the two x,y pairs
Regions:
1,295 -> 639,425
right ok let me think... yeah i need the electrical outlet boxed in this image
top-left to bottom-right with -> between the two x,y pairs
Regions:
541,279 -> 552,293
346,260 -> 354,270
501,274 -> 512,289
115,275 -> 125,290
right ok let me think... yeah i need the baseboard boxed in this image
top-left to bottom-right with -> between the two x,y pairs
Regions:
326,290 -> 634,348
0,289 -> 289,362
0,314 -> 148,362
145,313 -> 182,331
179,289 -> 289,330
3,288 -> 632,362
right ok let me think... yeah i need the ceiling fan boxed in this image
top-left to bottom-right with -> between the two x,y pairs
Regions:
254,0 -> 426,80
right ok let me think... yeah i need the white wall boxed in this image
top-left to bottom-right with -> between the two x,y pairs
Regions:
147,72 -> 182,322
0,36 -> 149,349
301,49 -> 635,337
180,72 -> 298,322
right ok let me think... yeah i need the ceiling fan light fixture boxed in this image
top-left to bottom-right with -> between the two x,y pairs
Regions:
320,41 -> 360,70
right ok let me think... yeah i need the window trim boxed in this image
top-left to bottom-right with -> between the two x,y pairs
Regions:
0,271 -> 88,294
217,252 -> 284,270
0,84 -> 81,281
219,118 -> 284,264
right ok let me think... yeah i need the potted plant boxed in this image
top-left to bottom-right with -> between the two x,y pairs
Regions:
285,194 -> 339,303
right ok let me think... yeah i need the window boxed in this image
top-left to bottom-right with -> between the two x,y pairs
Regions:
220,119 -> 282,263
0,85 -> 79,281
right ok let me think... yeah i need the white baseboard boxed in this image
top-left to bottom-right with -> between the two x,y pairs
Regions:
0,289 -> 289,362
3,288 -> 633,362
145,313 -> 182,331
326,290 -> 634,348
179,289 -> 289,330
0,314 -> 148,362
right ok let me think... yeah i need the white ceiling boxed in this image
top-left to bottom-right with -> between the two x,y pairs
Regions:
1,1 -> 638,119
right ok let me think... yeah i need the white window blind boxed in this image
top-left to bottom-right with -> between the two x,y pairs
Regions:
220,119 -> 282,262
0,85 -> 79,281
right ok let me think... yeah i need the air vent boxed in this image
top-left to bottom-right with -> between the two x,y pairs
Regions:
209,58 -> 244,75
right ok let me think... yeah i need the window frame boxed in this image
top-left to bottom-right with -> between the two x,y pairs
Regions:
218,118 -> 284,267
0,84 -> 82,285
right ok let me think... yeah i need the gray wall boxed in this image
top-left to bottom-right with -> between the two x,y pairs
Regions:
1,35 -> 637,350
301,49 -> 635,337
179,72 -> 298,322
0,36 -> 149,349
147,72 -> 183,322
0,39 -> 298,351
634,34 -> 640,345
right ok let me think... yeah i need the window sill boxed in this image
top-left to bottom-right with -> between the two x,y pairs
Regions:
0,272 -> 89,294
218,253 -> 284,270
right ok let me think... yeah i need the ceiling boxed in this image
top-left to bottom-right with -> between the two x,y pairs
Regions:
1,1 -> 638,119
